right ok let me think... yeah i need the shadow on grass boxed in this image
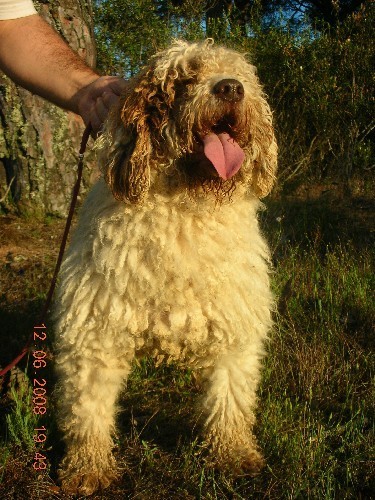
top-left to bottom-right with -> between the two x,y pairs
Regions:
0,300 -> 46,369
261,195 -> 374,254
118,363 -> 199,455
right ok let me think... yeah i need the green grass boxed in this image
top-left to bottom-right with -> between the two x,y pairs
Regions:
0,196 -> 374,498
257,242 -> 374,498
5,381 -> 38,451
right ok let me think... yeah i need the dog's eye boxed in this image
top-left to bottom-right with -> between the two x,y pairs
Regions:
174,78 -> 195,99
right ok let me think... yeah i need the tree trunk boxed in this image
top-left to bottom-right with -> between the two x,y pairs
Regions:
0,0 -> 96,216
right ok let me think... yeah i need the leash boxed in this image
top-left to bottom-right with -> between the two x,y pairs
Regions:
0,125 -> 92,378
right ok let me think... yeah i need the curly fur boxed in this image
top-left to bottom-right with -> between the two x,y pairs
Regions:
54,39 -> 277,496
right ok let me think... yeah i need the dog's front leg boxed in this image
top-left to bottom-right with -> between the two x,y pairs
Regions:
201,346 -> 265,474
55,352 -> 132,496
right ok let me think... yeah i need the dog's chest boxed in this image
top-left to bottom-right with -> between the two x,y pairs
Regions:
63,186 -> 271,361
92,195 -> 261,295
90,196 -> 267,359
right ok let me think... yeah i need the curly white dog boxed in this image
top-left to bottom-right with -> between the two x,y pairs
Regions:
54,39 -> 277,495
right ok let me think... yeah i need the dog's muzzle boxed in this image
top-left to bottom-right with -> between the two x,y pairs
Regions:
197,78 -> 245,180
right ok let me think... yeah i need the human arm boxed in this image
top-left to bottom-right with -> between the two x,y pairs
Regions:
0,14 -> 126,132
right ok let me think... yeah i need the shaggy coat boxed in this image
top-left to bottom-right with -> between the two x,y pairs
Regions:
54,39 -> 277,496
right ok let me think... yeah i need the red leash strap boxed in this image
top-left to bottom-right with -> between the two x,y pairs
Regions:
0,125 -> 92,378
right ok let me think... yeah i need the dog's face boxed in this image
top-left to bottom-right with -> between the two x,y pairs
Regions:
101,39 -> 277,203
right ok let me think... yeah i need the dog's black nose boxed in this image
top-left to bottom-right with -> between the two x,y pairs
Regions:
213,79 -> 244,102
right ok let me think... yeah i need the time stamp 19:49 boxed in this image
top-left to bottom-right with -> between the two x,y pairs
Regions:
32,324 -> 49,472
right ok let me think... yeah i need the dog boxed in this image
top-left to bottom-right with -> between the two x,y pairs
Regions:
53,39 -> 277,496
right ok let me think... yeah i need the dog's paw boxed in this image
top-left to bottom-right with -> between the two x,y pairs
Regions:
60,469 -> 117,496
233,447 -> 265,475
207,443 -> 265,476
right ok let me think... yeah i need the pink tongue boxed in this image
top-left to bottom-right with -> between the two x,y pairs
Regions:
203,133 -> 244,180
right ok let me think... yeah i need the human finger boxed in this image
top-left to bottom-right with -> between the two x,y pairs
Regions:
106,77 -> 127,96
88,107 -> 102,137
94,96 -> 108,124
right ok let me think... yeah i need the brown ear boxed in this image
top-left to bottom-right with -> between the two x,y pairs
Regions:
104,68 -> 175,204
105,117 -> 152,204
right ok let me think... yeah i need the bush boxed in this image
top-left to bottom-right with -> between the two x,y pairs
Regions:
252,4 -> 374,189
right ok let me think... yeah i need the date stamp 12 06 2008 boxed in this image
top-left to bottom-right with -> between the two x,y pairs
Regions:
32,323 -> 49,472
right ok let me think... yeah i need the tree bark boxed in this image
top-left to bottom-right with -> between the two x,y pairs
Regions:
0,0 -> 96,216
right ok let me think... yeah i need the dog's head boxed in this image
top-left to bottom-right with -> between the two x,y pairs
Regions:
100,39 -> 277,203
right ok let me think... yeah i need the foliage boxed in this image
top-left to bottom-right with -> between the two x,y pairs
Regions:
286,0 -> 365,27
95,0 -> 172,76
252,4 -> 374,187
94,0 -> 209,76
5,380 -> 38,451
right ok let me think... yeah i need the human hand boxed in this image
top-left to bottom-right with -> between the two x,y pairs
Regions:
73,75 -> 127,136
